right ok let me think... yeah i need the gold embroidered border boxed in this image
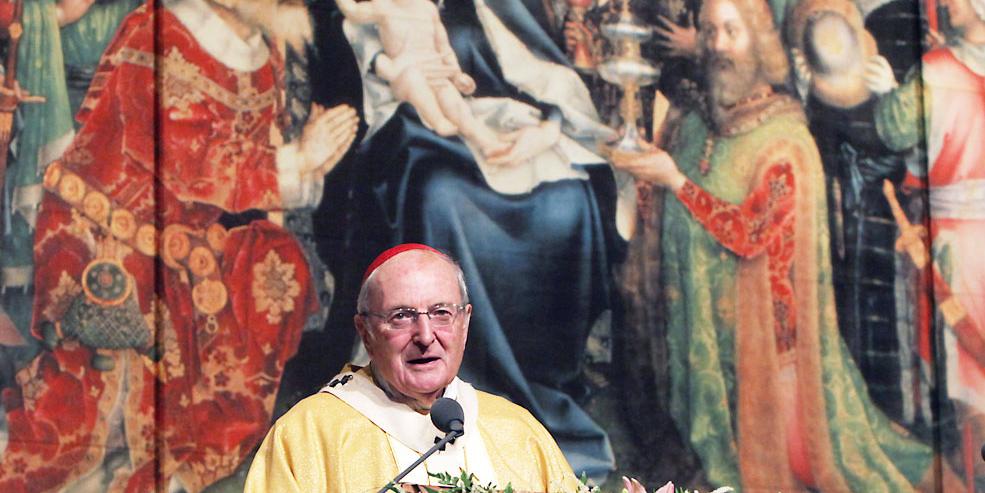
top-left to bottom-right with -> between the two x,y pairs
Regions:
44,162 -> 157,257
161,48 -> 276,114
43,162 -> 230,316
111,48 -> 155,70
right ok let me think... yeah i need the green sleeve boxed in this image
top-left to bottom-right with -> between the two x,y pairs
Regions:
60,0 -> 141,68
60,0 -> 140,115
13,0 -> 74,187
2,0 -> 74,280
873,66 -> 928,152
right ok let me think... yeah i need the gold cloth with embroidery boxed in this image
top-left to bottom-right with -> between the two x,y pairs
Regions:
43,161 -> 233,316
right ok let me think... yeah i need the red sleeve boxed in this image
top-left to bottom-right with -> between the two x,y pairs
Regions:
674,162 -> 795,257
60,2 -> 160,222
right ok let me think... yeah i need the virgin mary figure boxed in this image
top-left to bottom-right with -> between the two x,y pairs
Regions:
305,0 -> 626,479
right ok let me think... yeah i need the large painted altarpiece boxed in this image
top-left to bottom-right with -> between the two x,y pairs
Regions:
0,0 -> 981,491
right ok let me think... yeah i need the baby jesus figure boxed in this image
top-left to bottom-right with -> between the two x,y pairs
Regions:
336,0 -> 505,156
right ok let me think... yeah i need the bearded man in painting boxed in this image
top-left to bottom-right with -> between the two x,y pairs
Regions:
612,0 -> 962,489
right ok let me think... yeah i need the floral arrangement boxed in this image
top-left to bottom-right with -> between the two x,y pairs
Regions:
387,471 -> 734,493
407,471 -> 513,493
652,481 -> 734,493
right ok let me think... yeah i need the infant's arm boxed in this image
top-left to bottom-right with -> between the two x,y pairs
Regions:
430,6 -> 461,70
429,7 -> 476,94
335,0 -> 380,24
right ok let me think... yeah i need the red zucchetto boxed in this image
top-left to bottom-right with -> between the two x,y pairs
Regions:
362,243 -> 448,283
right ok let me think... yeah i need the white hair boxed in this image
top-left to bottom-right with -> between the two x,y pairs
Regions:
355,252 -> 469,314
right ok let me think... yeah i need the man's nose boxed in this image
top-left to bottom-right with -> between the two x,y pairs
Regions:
712,31 -> 729,53
411,315 -> 436,346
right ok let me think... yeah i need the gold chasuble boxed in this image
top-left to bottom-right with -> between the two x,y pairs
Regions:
245,366 -> 581,493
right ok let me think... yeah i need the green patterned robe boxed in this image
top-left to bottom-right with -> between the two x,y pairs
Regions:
661,104 -> 936,492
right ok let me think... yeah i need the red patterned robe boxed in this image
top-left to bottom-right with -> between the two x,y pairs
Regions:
877,44 -> 985,488
0,1 -> 317,491
918,46 -> 985,418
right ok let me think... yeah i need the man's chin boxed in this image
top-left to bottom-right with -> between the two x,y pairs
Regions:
708,80 -> 754,110
708,73 -> 736,100
402,372 -> 454,397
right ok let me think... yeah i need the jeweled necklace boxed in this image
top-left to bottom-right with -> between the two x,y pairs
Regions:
698,88 -> 777,175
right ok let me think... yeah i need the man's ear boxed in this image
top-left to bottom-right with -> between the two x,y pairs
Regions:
460,304 -> 472,342
354,314 -> 371,346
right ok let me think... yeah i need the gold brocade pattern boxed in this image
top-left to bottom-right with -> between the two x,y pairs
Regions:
44,163 -> 152,256
60,133 -> 95,169
160,48 -> 277,116
82,190 -> 109,226
43,163 -> 234,316
186,447 -> 243,490
244,391 -> 581,493
0,4 -> 309,490
110,209 -> 137,240
258,190 -> 278,210
15,365 -> 48,413
121,352 -> 155,489
44,271 -> 83,322
153,302 -> 186,381
251,250 -> 301,324
161,50 -> 207,119
111,47 -> 154,70
715,286 -> 736,327
157,47 -> 282,213
9,352 -> 127,486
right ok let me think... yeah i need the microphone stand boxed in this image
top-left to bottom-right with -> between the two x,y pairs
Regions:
375,429 -> 464,493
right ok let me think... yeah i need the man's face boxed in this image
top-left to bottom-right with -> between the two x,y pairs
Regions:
699,0 -> 763,107
354,252 -> 471,407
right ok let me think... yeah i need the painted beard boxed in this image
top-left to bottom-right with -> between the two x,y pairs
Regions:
217,0 -> 313,52
705,49 -> 763,113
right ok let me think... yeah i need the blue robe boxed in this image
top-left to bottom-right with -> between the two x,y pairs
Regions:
303,0 -> 623,479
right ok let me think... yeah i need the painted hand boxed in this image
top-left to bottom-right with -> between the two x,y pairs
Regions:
0,81 -> 45,104
654,16 -> 698,59
56,0 -> 96,27
452,72 -> 476,95
300,103 -> 359,175
610,144 -> 686,191
564,19 -> 592,50
863,55 -> 898,96
484,119 -> 561,167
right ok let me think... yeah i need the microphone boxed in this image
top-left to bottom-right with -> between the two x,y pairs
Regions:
430,397 -> 465,436
376,398 -> 466,493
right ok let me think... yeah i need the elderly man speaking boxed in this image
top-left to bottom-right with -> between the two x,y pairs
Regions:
245,244 -> 581,492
